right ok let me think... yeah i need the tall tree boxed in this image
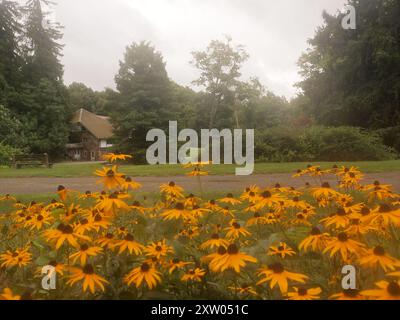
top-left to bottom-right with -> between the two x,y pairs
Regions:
112,41 -> 173,161
297,0 -> 400,129
191,36 -> 249,129
0,0 -> 22,90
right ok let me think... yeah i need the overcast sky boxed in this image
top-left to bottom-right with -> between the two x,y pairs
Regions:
52,0 -> 346,99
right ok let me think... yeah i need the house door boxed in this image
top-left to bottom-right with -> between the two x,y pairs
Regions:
91,151 -> 95,161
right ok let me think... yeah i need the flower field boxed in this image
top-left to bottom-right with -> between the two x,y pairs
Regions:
1,154 -> 400,300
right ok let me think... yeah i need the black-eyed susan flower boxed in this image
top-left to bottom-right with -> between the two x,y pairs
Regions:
330,289 -> 365,300
124,262 -> 162,289
311,182 -> 340,200
218,193 -> 241,206
113,234 -> 144,255
246,212 -> 267,226
145,240 -> 174,259
229,284 -> 258,297
161,202 -> 190,221
361,280 -> 400,300
257,263 -> 308,294
120,176 -> 141,191
299,227 -> 331,252
0,288 -> 21,300
95,192 -> 130,213
359,246 -> 400,272
199,233 -> 229,250
224,221 -> 251,240
268,242 -> 296,258
168,258 -> 193,274
0,247 -> 32,268
209,244 -> 257,273
66,264 -> 108,294
181,268 -> 206,282
103,153 -> 132,162
286,287 -> 321,300
57,185 -> 69,202
95,166 -> 125,189
323,232 -> 366,261
42,223 -> 90,249
160,181 -> 184,197
69,244 -> 103,266
320,208 -> 349,229
95,233 -> 116,249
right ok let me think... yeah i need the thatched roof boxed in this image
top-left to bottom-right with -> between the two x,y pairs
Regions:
71,108 -> 113,139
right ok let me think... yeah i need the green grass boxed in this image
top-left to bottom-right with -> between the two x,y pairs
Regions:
0,160 -> 400,178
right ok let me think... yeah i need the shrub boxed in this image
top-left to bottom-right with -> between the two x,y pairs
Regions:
255,126 -> 395,162
0,144 -> 23,166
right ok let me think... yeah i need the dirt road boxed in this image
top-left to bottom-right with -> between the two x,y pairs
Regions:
0,172 -> 399,195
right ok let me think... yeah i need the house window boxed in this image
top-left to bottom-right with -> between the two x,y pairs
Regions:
100,140 -> 107,148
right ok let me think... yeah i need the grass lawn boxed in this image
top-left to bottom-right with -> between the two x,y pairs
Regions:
0,160 -> 400,178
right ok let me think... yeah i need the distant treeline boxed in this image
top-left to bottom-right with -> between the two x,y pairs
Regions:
0,0 -> 399,165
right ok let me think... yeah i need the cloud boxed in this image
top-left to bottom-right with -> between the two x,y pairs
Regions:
54,0 -> 346,98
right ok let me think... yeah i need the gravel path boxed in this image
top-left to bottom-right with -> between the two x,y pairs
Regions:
0,172 -> 399,195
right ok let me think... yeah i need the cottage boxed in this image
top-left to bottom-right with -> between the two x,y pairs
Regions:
66,108 -> 114,161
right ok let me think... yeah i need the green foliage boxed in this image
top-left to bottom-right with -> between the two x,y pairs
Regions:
0,104 -> 26,147
0,143 -> 22,166
255,126 -> 395,162
297,0 -> 400,129
376,126 -> 400,154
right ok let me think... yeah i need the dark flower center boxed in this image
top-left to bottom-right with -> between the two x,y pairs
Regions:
227,193 -> 233,198
278,246 -> 285,251
373,246 -> 385,256
338,232 -> 348,242
155,245 -> 163,251
83,264 -> 94,274
361,206 -> 370,215
211,233 -> 219,239
217,246 -> 227,255
49,260 -> 58,267
227,244 -> 239,255
80,218 -> 88,225
141,263 -> 150,272
210,200 -> 216,205
254,212 -> 261,218
85,191 -> 91,195
176,203 -> 184,210
125,234 -> 134,241
311,227 -> 321,236
249,192 -> 255,197
172,258 -> 180,264
379,204 -> 391,213
275,183 -> 281,188
106,170 -> 115,178
262,191 -> 272,198
106,233 -> 113,239
232,222 -> 241,229
57,185 -> 65,191
337,208 -> 346,216
188,270 -> 195,275
94,214 -> 102,222
293,197 -> 299,202
298,287 -> 308,296
37,215 -> 44,221
374,180 -> 380,186
80,244 -> 89,251
168,181 -> 176,187
343,289 -> 359,297
321,182 -> 330,188
387,282 -> 400,296
132,201 -> 141,207
125,177 -> 132,182
269,263 -> 284,274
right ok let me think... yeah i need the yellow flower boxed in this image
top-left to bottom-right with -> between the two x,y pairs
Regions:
224,221 -> 251,239
42,223 -> 90,249
145,240 -> 174,259
257,263 -> 308,294
361,280 -> 400,300
218,193 -> 241,206
311,182 -> 340,199
120,176 -> 142,190
161,202 -> 191,221
330,289 -> 365,300
168,258 -> 193,274
229,284 -> 258,297
160,181 -> 184,197
286,287 -> 321,300
113,234 -> 145,255
95,192 -> 130,212
95,166 -> 125,189
124,262 -> 162,289
66,264 -> 109,294
200,233 -> 229,250
181,268 -> 206,282
102,153 -> 132,162
323,232 -> 366,262
268,242 -> 296,258
209,244 -> 257,273
359,246 -> 400,272
69,244 -> 103,266
0,247 -> 32,268
0,288 -> 21,300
